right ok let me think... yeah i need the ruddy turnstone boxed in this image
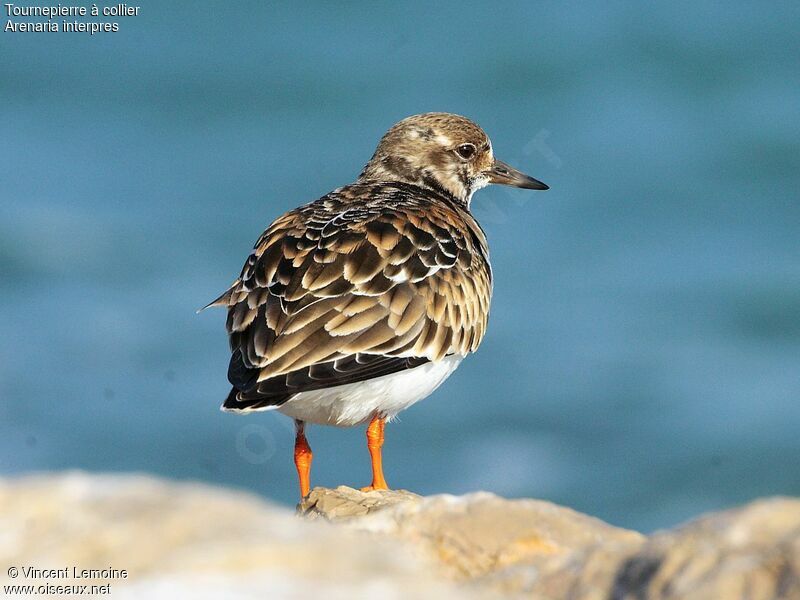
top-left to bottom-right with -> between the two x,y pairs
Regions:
206,113 -> 547,498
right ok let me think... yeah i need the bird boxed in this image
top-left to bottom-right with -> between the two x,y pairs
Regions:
205,113 -> 548,499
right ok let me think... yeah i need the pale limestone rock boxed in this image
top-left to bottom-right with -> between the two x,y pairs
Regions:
0,473 -> 481,600
299,485 -> 421,520
301,486 -> 644,587
301,486 -> 800,600
500,497 -> 800,600
2,473 -> 799,599
606,497 -> 800,600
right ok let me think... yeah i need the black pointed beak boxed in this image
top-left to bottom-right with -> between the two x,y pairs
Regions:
487,159 -> 548,190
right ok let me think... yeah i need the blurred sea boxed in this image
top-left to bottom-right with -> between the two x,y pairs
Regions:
2,1 -> 799,532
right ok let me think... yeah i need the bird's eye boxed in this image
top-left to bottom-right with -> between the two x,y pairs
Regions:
455,143 -> 476,160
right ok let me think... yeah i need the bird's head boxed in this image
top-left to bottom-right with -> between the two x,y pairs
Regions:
359,112 -> 548,205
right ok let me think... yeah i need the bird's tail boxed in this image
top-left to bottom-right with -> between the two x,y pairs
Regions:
221,387 -> 290,413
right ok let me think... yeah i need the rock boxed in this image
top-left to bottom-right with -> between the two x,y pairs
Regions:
2,473 -> 798,599
301,487 -> 800,599
0,473 -> 482,599
300,486 -> 644,583
516,497 -> 800,600
299,485 -> 421,520
607,497 -> 800,600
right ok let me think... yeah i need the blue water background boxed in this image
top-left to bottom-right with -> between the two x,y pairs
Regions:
2,2 -> 799,531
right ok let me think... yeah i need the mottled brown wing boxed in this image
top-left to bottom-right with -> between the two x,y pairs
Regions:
217,183 -> 492,405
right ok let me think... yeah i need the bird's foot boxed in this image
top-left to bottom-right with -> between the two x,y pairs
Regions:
360,482 -> 390,493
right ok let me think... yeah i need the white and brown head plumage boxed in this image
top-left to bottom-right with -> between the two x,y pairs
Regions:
209,113 -> 547,411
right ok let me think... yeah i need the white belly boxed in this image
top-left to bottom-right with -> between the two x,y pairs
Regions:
277,355 -> 463,427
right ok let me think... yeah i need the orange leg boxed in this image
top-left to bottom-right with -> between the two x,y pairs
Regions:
361,416 -> 389,492
294,420 -> 313,499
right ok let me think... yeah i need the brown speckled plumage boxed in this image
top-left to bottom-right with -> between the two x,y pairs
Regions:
210,112 -> 547,414
215,181 -> 491,410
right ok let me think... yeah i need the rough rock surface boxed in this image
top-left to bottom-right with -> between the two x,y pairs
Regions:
300,485 -> 644,583
0,473 -> 479,599
606,498 -> 800,600
301,487 -> 800,599
2,473 -> 799,599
